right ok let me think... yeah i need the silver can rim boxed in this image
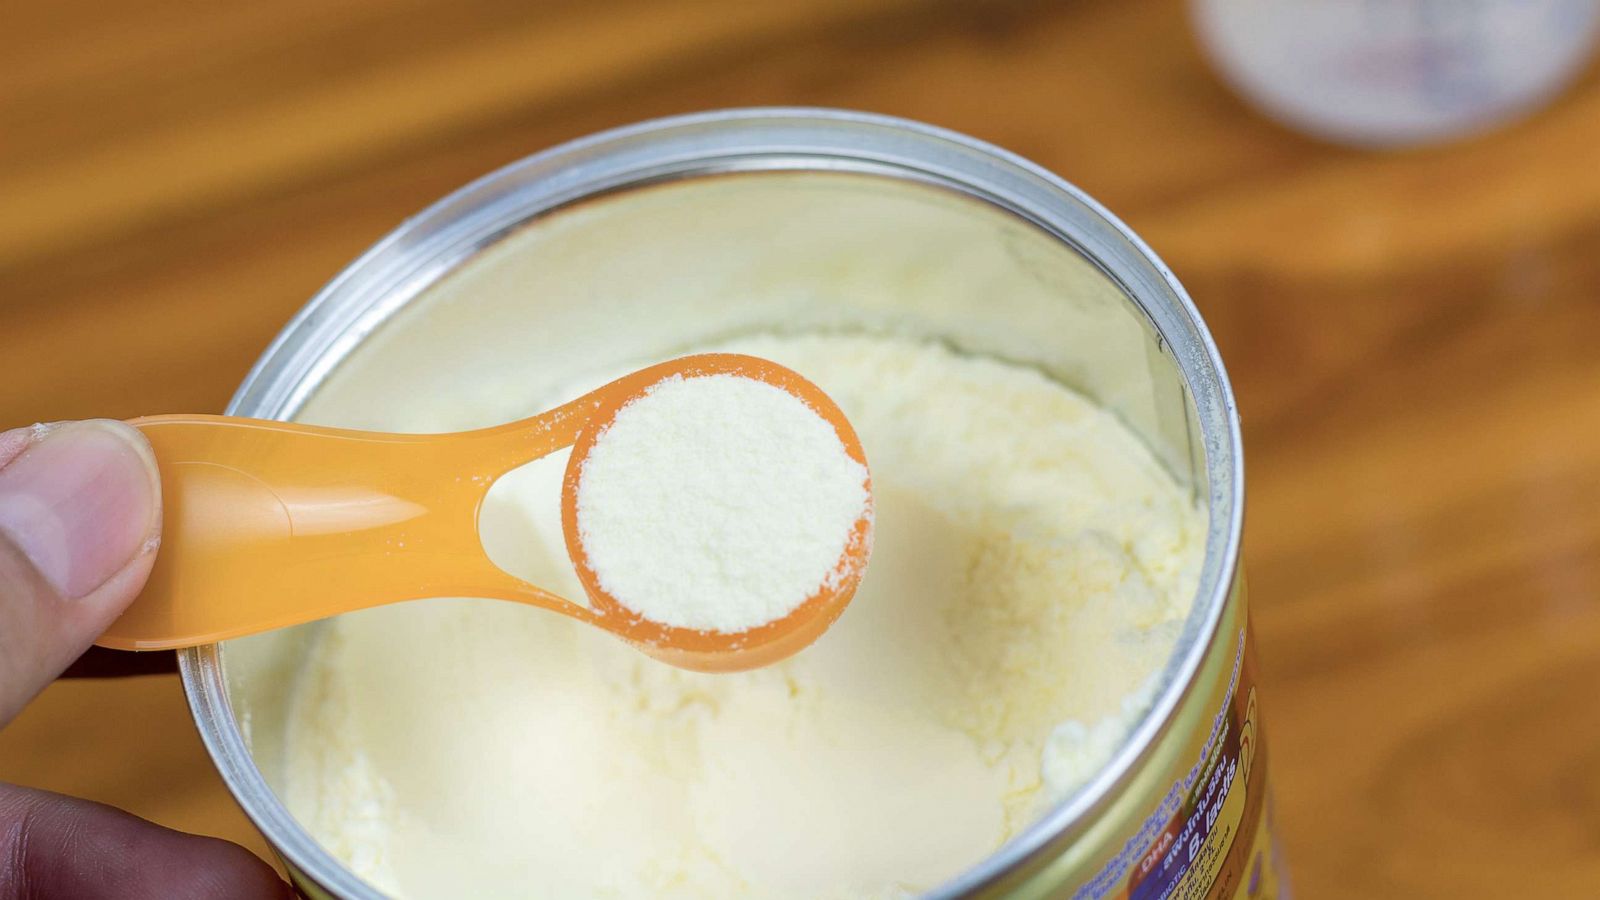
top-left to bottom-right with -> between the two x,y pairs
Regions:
178,106 -> 1244,899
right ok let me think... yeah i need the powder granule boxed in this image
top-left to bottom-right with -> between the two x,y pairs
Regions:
575,373 -> 870,633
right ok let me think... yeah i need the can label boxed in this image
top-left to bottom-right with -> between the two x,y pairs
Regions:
1076,627 -> 1284,899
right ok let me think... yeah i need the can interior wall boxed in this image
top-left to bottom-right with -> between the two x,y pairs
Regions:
181,109 -> 1244,898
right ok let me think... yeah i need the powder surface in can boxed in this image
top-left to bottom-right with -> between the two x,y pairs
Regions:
576,373 -> 869,633
281,333 -> 1205,898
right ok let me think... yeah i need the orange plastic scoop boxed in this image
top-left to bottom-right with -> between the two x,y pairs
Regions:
97,354 -> 873,673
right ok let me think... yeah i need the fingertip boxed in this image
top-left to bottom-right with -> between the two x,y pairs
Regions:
0,784 -> 294,900
76,542 -> 160,632
169,831 -> 297,900
0,420 -> 165,724
0,419 -> 162,602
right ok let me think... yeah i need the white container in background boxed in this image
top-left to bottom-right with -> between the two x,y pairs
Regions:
1190,0 -> 1600,146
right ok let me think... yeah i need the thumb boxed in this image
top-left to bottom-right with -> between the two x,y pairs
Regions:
0,420 -> 161,725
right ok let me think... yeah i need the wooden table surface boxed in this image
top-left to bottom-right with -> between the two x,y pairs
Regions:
4,1 -> 1599,896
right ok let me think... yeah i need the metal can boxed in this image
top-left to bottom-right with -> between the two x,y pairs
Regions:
179,108 -> 1283,899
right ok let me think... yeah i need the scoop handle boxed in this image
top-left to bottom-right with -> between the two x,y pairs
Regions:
97,412 -> 592,651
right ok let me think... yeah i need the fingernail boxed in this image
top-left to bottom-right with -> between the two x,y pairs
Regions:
0,420 -> 161,600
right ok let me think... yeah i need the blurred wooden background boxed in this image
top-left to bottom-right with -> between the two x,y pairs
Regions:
4,0 -> 1600,896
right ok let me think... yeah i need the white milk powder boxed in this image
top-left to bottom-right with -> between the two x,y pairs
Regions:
281,333 -> 1204,898
576,373 -> 869,632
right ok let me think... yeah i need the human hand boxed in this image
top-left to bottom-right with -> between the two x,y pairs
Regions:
0,420 -> 293,899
